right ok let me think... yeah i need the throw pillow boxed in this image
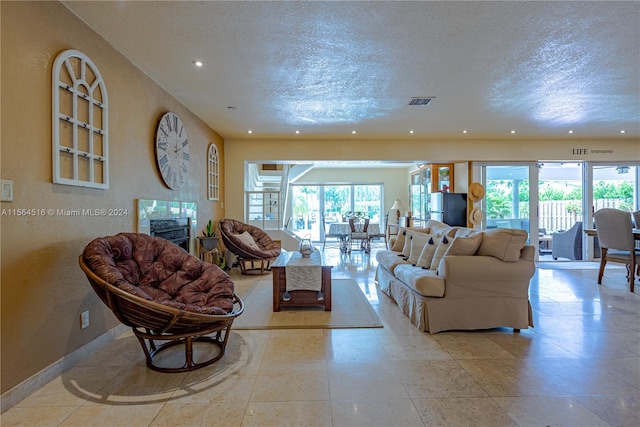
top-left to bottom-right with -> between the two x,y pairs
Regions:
407,232 -> 432,265
416,236 -> 439,268
444,233 -> 483,256
236,231 -> 260,250
429,236 -> 452,270
477,228 -> 528,262
392,228 -> 409,252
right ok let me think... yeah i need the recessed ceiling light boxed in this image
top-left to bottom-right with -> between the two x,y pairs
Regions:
620,130 -> 626,134
409,130 -> 414,134
462,130 -> 468,134
192,60 -> 204,67
351,130 -> 357,134
510,130 -> 516,134
247,130 -> 253,134
568,130 -> 574,134
295,130 -> 300,134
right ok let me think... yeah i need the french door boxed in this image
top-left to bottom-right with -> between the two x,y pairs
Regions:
480,162 -> 640,261
290,183 -> 383,242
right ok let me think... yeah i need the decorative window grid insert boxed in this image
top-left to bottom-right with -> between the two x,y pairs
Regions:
246,191 -> 281,230
52,50 -> 109,189
207,143 -> 219,200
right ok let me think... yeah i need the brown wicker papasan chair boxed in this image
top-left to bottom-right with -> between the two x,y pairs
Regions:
79,232 -> 244,373
219,218 -> 281,274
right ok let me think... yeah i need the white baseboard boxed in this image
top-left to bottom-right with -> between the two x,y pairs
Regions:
1,324 -> 129,413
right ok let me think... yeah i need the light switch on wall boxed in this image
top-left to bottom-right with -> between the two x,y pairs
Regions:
1,179 -> 13,202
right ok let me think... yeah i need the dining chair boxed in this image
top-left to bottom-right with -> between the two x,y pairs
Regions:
321,213 -> 344,250
349,217 -> 370,254
633,210 -> 640,228
593,208 -> 639,292
633,211 -> 640,251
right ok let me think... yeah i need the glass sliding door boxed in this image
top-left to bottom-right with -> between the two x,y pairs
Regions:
291,183 -> 383,243
586,163 -> 640,259
322,185 -> 351,242
537,163 -> 584,261
354,185 -> 382,223
483,165 -> 531,232
291,185 -> 320,241
592,165 -> 638,212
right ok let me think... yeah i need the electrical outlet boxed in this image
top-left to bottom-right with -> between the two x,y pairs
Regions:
81,311 -> 90,329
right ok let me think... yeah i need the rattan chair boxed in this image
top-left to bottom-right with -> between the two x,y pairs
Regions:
80,233 -> 244,373
219,218 -> 281,274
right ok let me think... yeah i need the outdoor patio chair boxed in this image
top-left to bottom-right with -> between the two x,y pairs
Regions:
552,222 -> 583,260
80,232 -> 244,373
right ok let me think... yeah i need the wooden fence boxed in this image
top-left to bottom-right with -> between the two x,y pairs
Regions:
534,199 -> 625,232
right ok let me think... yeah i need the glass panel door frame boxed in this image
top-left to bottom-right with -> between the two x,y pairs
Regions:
290,182 -> 384,242
476,162 -> 539,255
585,162 -> 640,260
476,161 -> 640,261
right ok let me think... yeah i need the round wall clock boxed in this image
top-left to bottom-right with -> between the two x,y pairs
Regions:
155,112 -> 190,189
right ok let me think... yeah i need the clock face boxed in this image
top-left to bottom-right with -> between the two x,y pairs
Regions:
155,112 -> 190,189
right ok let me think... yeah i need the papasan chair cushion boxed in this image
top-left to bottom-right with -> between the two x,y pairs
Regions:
80,232 -> 243,372
83,232 -> 235,314
219,218 -> 281,260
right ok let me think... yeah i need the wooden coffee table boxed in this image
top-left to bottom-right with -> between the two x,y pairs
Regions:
272,251 -> 332,312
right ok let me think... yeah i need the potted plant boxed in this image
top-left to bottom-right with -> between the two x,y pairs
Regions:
198,220 -> 219,251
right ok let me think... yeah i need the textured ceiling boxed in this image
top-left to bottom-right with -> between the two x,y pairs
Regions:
63,1 -> 640,140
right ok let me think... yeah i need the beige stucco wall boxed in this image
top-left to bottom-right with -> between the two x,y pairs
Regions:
1,1 -> 224,393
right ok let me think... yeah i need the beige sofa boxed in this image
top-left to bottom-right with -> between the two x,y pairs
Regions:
376,220 -> 535,333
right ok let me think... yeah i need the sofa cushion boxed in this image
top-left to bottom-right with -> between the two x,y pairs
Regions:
394,264 -> 445,297
416,236 -> 439,268
407,232 -> 432,264
445,233 -> 483,256
477,228 -> 528,261
424,219 -> 449,236
454,227 -> 481,237
376,249 -> 409,274
430,235 -> 453,270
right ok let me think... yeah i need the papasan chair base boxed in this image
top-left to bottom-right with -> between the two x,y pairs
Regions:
237,258 -> 275,275
80,233 -> 244,373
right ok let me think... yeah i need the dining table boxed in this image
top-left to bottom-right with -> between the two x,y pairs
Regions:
327,222 -> 381,253
584,228 -> 640,239
327,222 -> 381,237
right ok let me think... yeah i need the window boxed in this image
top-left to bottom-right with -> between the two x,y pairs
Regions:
289,183 -> 383,241
207,144 -> 219,200
52,50 -> 108,189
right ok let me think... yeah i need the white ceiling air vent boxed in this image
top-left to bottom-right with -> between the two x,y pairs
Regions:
408,97 -> 434,106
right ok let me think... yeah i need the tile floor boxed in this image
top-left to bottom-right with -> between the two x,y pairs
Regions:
2,243 -> 639,426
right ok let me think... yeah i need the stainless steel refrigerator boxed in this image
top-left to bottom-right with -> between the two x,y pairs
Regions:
430,193 -> 467,226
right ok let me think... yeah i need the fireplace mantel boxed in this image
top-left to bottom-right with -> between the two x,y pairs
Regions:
137,199 -> 198,255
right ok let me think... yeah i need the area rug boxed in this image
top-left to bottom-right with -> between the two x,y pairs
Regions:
233,279 -> 383,330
